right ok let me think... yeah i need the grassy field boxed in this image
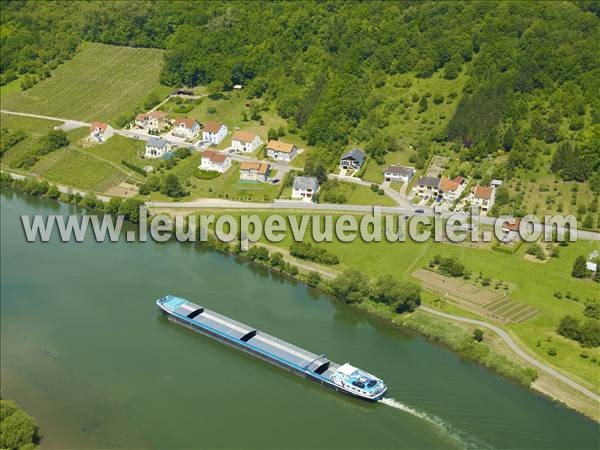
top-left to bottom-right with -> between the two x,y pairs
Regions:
0,113 -> 61,134
1,42 -> 169,124
319,181 -> 397,206
33,147 -> 128,191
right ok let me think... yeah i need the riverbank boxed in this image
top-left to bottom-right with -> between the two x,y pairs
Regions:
2,177 -> 598,422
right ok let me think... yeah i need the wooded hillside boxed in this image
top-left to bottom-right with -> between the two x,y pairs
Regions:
1,1 -> 599,186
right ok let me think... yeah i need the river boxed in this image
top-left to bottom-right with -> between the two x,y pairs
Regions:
1,191 -> 598,449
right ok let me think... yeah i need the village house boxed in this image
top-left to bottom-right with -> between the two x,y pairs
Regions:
471,185 -> 495,213
438,176 -> 464,202
292,176 -> 319,202
231,131 -> 263,153
135,111 -> 169,131
416,176 -> 440,197
199,150 -> 231,173
202,121 -> 228,145
144,137 -> 171,158
339,148 -> 366,170
384,165 -> 415,183
173,118 -> 200,139
266,140 -> 298,161
501,218 -> 520,242
239,162 -> 269,182
89,122 -> 111,142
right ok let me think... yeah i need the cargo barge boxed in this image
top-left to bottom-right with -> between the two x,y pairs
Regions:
157,295 -> 387,401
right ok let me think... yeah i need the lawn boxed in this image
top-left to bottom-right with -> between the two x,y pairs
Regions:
0,42 -> 170,124
319,181 -> 397,206
362,151 -> 416,184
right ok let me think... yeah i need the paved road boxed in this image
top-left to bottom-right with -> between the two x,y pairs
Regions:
421,306 -> 600,403
147,198 -> 600,241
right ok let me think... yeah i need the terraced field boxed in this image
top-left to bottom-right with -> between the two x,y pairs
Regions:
1,42 -> 169,123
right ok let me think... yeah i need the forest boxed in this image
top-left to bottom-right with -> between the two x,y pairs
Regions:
1,1 -> 599,185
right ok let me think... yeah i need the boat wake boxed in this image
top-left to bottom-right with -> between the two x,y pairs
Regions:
379,398 -> 493,450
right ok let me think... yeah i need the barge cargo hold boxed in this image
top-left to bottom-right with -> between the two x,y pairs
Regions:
157,295 -> 387,401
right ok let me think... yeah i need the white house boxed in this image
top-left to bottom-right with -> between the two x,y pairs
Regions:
199,150 -> 231,173
471,185 -> 495,213
231,131 -> 263,153
339,148 -> 366,170
89,122 -> 111,143
266,140 -> 297,162
292,176 -> 319,202
145,137 -> 171,158
173,118 -> 200,139
438,176 -> 464,202
202,121 -> 228,145
501,218 -> 520,242
239,162 -> 269,182
384,165 -> 415,183
135,111 -> 169,131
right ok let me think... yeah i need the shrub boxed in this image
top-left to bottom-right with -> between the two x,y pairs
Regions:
473,329 -> 484,342
306,271 -> 322,287
289,242 -> 339,265
547,347 -> 557,356
194,169 -> 220,180
526,243 -> 545,260
246,245 -> 270,262
571,256 -> 588,278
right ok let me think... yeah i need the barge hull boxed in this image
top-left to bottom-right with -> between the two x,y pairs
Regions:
158,296 -> 386,402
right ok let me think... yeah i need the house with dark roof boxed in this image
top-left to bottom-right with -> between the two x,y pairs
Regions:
202,121 -> 228,145
145,137 -> 171,158
339,148 -> 366,170
384,165 -> 415,183
416,176 -> 440,196
292,176 -> 319,202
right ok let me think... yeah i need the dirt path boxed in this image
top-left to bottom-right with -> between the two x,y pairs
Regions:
421,306 -> 600,403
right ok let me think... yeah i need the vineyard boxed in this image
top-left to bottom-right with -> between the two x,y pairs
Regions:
1,43 -> 168,123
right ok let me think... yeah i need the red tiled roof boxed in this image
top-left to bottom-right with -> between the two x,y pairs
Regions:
201,150 -> 228,164
439,177 -> 460,193
90,121 -> 108,132
502,219 -> 520,232
240,162 -> 269,174
267,140 -> 295,153
147,110 -> 167,119
203,121 -> 224,133
473,185 -> 493,200
232,130 -> 258,143
174,117 -> 197,129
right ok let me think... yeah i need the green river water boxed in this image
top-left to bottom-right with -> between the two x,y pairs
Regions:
1,191 -> 598,449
